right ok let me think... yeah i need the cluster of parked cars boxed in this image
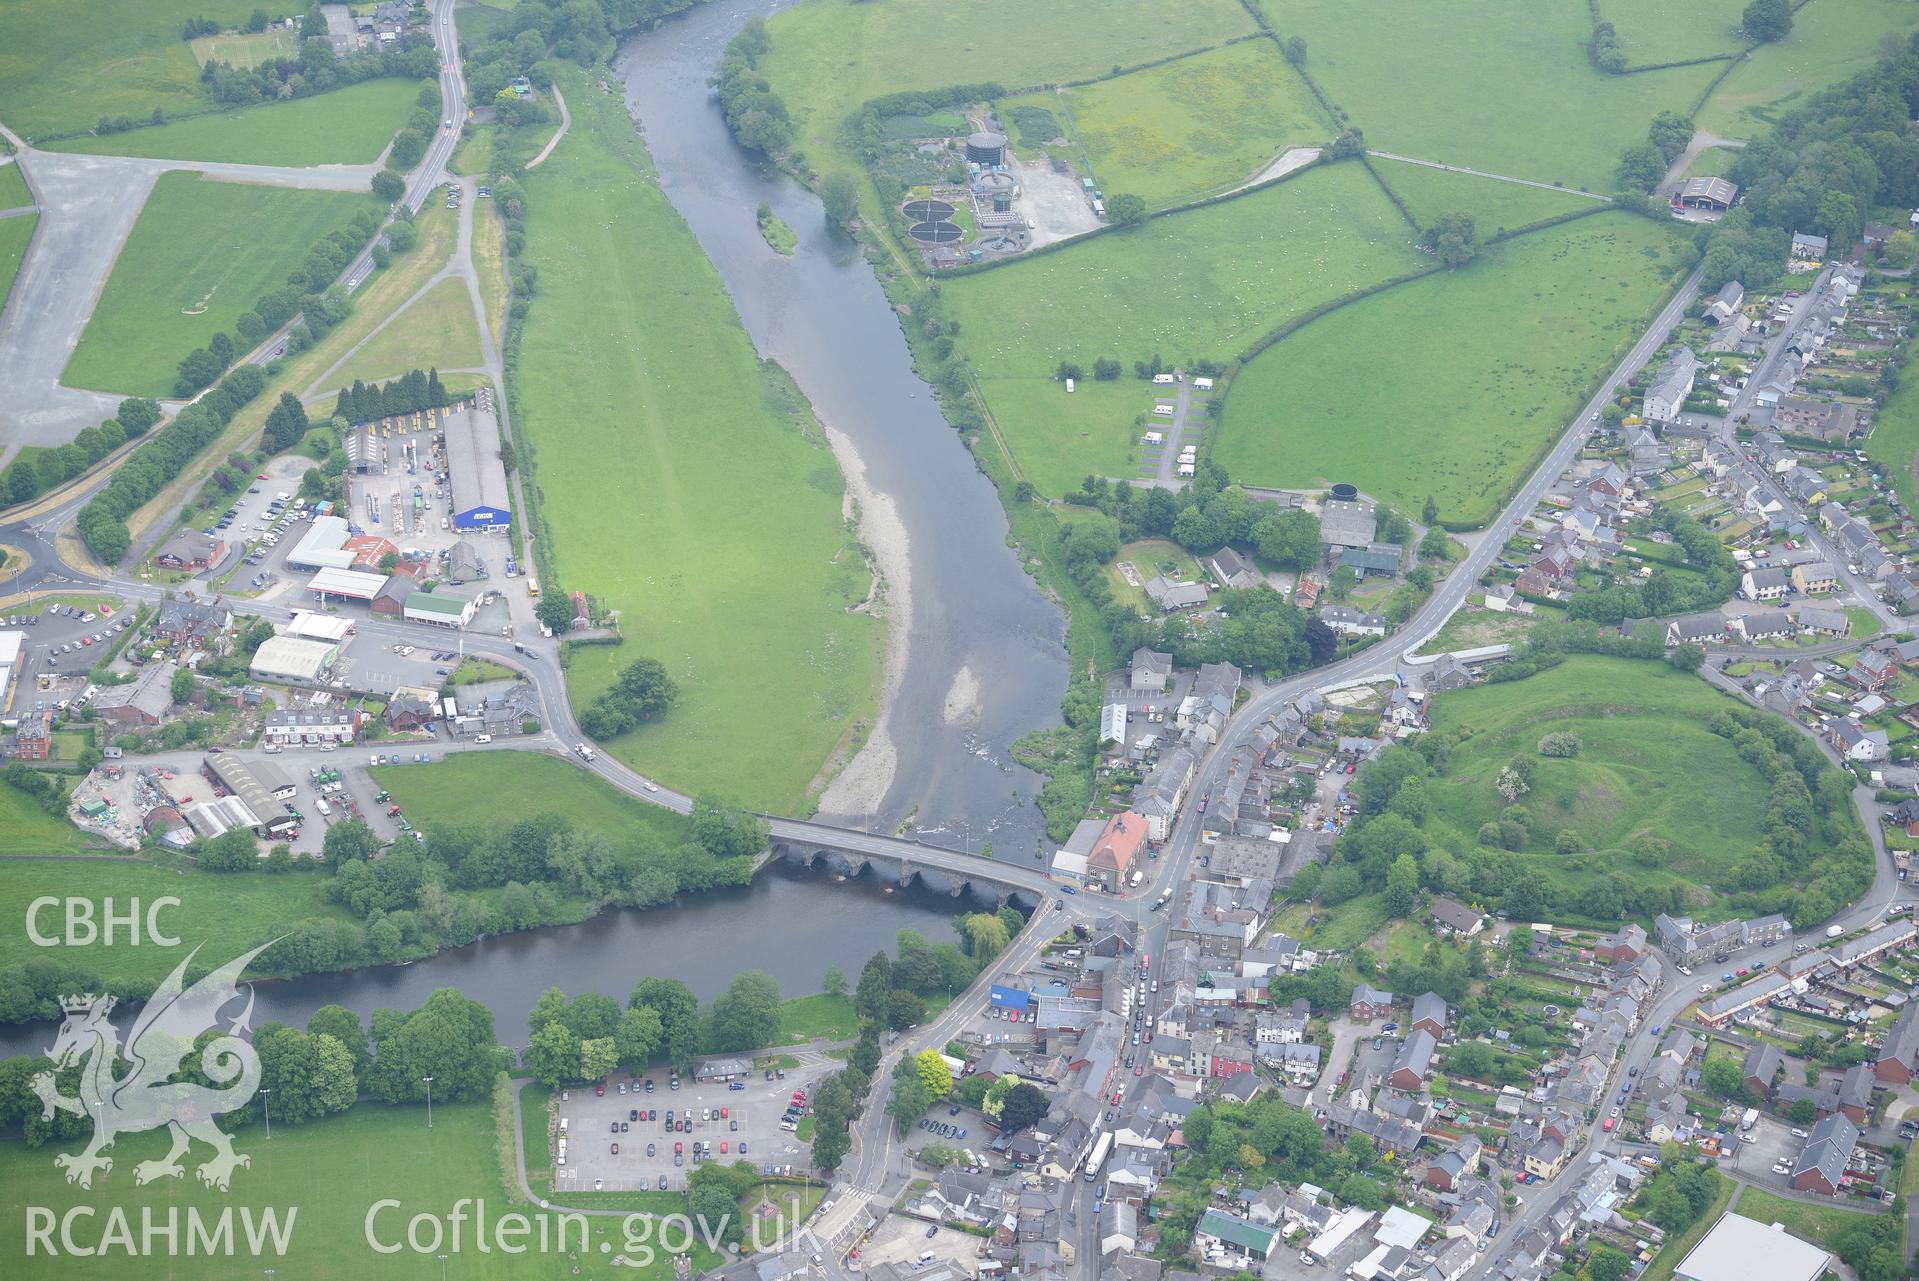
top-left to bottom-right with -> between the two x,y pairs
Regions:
45,609 -> 129,667
917,1116 -> 967,1140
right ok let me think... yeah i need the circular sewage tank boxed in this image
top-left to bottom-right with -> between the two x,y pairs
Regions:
909,221 -> 964,244
901,198 -> 955,222
1328,482 -> 1360,502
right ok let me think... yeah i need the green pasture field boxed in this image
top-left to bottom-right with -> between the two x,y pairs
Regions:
327,277 -> 485,390
1697,0 -> 1919,136
1213,213 -> 1687,526
0,161 -> 31,211
1865,343 -> 1919,513
0,1100 -> 718,1281
1049,40 -> 1331,209
1597,0 -> 1748,62
47,77 -> 418,166
514,72 -> 883,814
189,27 -> 298,68
0,0 -> 260,140
0,779 -> 87,857
1422,656 -> 1798,904
1368,157 -> 1594,236
1684,147 -> 1741,178
63,173 -> 371,397
0,215 -> 33,316
371,751 -> 693,848
945,161 -> 1421,496
0,857 -> 350,985
761,0 -> 1260,158
1281,0 -> 1722,190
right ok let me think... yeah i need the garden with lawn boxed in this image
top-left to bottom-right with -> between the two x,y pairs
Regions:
45,77 -> 418,167
944,160 -> 1421,495
63,172 -> 374,397
1043,39 -> 1332,209
512,72 -> 883,814
1213,212 -> 1688,525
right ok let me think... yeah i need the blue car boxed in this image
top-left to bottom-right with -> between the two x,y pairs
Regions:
728,1082 -> 745,1091
1061,887 -> 1077,896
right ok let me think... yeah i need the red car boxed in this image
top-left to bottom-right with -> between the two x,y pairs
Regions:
1602,1116 -> 1616,1132
596,1085 -> 606,1097
720,1141 -> 728,1154
720,1107 -> 728,1119
675,1142 -> 683,1154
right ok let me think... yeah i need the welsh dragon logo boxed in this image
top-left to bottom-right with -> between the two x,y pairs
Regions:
33,941 -> 276,1191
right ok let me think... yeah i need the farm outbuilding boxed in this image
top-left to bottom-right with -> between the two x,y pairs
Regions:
1677,176 -> 1738,212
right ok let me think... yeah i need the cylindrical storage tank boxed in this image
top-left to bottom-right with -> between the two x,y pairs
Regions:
1329,482 -> 1359,502
965,131 -> 1008,165
992,194 -> 1011,213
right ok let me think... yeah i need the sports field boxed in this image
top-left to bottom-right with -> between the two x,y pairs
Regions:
0,1101 -> 719,1281
515,72 -> 882,813
1282,0 -> 1721,190
1047,40 -> 1331,209
1214,213 -> 1686,525
1596,0 -> 1748,62
328,277 -> 486,390
63,172 -> 371,398
189,27 -> 297,68
0,161 -> 31,212
1368,158 -> 1594,237
761,0 -> 1260,157
0,0 -> 260,140
944,161 -> 1421,495
1423,657 -> 1787,903
372,751 -> 693,848
1695,0 -> 1919,136
47,77 -> 418,167
0,857 -> 349,985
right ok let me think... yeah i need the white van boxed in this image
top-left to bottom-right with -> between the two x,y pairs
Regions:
559,1117 -> 568,1133
1152,373 -> 1175,385
475,734 -> 492,744
315,798 -> 331,817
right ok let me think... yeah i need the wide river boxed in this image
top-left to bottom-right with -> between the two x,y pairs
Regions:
1,0 -> 1068,1054
613,0 -> 1067,855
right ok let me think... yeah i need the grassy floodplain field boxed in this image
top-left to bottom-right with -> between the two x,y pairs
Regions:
371,751 -> 693,849
1041,40 -> 1331,209
1368,157 -> 1594,235
328,277 -> 486,390
0,1101 -> 711,1281
1697,0 -> 1919,136
1214,213 -> 1687,524
514,72 -> 881,813
1422,657 -> 1797,905
0,858 -> 350,986
0,0 -> 260,140
760,0 -> 1260,158
1281,0 -> 1722,190
945,160 -> 1421,495
64,172 -> 372,398
46,77 -> 417,167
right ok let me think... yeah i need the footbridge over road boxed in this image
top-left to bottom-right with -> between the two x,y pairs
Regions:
766,818 -> 1054,906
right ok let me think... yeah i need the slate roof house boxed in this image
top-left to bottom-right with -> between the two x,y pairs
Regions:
1318,499 -> 1378,549
1644,347 -> 1699,423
